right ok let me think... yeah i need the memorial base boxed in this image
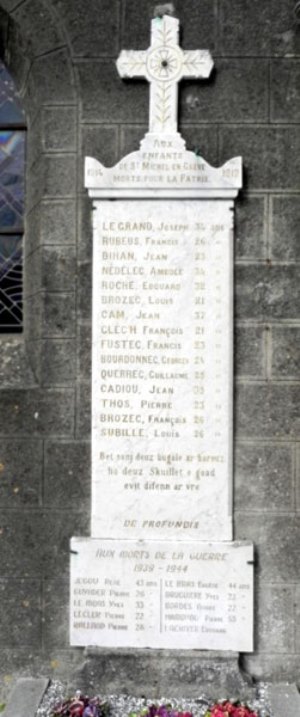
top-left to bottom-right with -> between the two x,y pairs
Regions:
70,537 -> 253,652
71,647 -> 254,700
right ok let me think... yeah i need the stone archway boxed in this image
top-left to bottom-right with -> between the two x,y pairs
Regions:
0,0 -> 78,383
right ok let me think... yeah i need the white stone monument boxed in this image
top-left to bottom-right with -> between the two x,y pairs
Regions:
70,14 -> 254,653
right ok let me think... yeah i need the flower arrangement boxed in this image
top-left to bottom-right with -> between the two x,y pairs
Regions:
51,697 -> 265,717
129,706 -> 193,717
204,702 -> 258,717
52,692 -> 110,717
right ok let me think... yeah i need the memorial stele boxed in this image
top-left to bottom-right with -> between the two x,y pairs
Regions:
70,14 -> 254,653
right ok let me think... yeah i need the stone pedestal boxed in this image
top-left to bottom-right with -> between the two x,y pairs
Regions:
71,647 -> 253,699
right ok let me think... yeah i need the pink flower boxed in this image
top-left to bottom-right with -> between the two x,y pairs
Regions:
233,708 -> 251,717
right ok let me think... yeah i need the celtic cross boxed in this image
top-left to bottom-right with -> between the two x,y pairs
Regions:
116,15 -> 213,135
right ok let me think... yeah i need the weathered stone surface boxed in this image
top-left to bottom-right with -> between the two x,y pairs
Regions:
0,439 -> 42,506
0,580 -> 42,648
78,124 -> 118,189
41,246 -> 76,292
270,0 -> 300,56
23,294 -> 41,341
42,107 -> 76,151
255,584 -> 295,653
30,49 -> 76,103
12,0 -> 62,57
244,653 -> 300,690
22,71 -> 40,123
42,292 -> 76,338
271,196 -> 300,260
25,292 -> 76,340
27,155 -> 76,211
26,343 -> 41,385
43,578 -> 69,649
51,0 -> 119,56
219,0 -> 270,55
219,127 -> 300,189
0,0 -> 23,11
271,327 -> 300,378
295,583 -> 300,653
234,443 -> 293,511
81,125 -> 118,169
0,651 -> 82,703
0,3 -> 8,34
40,200 -> 76,245
42,155 -> 77,197
40,339 -> 76,385
235,513 -> 300,581
235,265 -> 300,320
0,389 -> 74,436
0,339 -> 36,388
2,677 -> 49,717
5,21 -> 30,94
23,205 -> 40,259
181,59 -> 268,123
0,509 -> 89,577
236,383 -> 300,439
75,648 -> 253,699
120,124 -> 147,157
77,261 -> 91,320
235,325 -> 265,377
234,195 -> 267,260
77,323 -> 91,379
75,382 -> 91,439
179,125 -> 219,165
26,110 -> 42,170
77,61 -> 148,123
44,441 -> 90,506
23,249 -> 41,298
122,0 -> 217,52
78,197 -> 93,261
268,684 -> 300,717
271,61 -> 300,122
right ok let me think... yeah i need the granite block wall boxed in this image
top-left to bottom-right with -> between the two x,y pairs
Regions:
0,0 -> 299,693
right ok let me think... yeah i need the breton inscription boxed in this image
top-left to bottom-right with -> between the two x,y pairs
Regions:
92,200 -> 233,541
70,538 -> 253,651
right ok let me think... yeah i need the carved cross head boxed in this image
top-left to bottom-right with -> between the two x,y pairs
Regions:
116,15 -> 214,134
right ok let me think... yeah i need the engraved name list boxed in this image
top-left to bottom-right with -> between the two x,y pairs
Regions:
92,200 -> 233,541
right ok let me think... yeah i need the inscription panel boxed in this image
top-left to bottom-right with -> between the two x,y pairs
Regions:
92,200 -> 233,541
70,538 -> 253,651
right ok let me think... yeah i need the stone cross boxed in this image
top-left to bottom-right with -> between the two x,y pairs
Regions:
116,15 -> 213,134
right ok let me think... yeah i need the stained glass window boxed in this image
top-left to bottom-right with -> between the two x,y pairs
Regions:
0,62 -> 25,333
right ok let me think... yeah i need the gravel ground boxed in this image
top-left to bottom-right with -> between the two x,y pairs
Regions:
36,681 -> 273,717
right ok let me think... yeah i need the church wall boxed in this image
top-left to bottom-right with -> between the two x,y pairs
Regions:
0,0 -> 299,695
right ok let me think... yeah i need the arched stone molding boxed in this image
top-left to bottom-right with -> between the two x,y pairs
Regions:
0,0 -> 78,384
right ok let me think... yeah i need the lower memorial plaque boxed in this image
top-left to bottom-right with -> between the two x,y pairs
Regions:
70,538 -> 253,651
